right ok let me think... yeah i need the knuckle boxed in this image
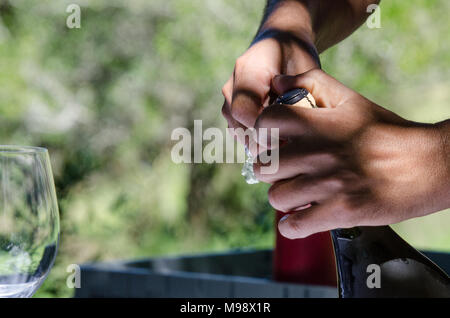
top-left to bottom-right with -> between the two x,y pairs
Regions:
268,184 -> 288,212
267,184 -> 278,206
326,151 -> 342,164
297,68 -> 324,89
222,78 -> 233,100
326,174 -> 346,191
335,197 -> 356,227
334,169 -> 358,189
311,151 -> 341,169
278,216 -> 304,239
221,85 -> 228,98
230,103 -> 244,121
234,55 -> 247,69
306,68 -> 324,79
253,162 -> 273,184
231,102 -> 255,126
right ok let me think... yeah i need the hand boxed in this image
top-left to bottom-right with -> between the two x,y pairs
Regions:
221,28 -> 319,154
221,0 -> 381,154
254,69 -> 450,239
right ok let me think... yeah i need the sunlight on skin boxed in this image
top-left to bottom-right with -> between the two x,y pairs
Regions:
252,70 -> 449,239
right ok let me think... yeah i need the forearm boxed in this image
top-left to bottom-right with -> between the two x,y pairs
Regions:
403,120 -> 450,216
255,0 -> 313,46
255,0 -> 381,53
435,119 -> 450,207
436,119 -> 450,165
312,0 -> 381,52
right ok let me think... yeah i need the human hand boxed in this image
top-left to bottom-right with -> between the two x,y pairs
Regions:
253,69 -> 450,238
221,0 -> 381,154
221,28 -> 319,155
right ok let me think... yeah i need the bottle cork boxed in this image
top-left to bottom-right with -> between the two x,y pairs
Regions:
275,88 -> 317,108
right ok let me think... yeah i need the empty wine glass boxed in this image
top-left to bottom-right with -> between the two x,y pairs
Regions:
0,146 -> 60,298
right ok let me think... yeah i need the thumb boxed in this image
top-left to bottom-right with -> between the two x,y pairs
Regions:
272,69 -> 352,109
272,74 -> 301,95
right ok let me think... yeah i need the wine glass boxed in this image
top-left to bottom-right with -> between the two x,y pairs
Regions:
0,146 -> 60,298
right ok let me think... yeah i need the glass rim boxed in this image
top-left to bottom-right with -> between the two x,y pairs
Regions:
0,145 -> 48,154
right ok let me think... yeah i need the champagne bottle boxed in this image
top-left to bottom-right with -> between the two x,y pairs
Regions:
331,226 -> 450,298
277,88 -> 450,297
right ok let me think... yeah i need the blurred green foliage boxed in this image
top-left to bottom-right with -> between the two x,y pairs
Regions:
0,0 -> 448,297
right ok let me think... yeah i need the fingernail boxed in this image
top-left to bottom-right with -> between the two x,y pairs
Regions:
273,74 -> 283,81
272,75 -> 285,93
279,214 -> 289,223
293,203 -> 312,211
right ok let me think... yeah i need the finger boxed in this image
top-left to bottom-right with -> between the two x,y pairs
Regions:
222,100 -> 248,140
221,76 -> 234,106
249,139 -> 268,158
272,69 -> 356,109
221,76 -> 238,128
254,140 -> 341,184
222,77 -> 251,145
254,103 -> 336,140
278,197 -> 353,239
221,100 -> 237,128
231,65 -> 272,128
223,74 -> 269,155
267,174 -> 344,213
226,122 -> 267,158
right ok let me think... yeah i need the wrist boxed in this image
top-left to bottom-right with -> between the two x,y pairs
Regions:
257,0 -> 315,44
252,28 -> 320,71
435,119 -> 450,152
417,121 -> 450,213
435,119 -> 450,187
252,1 -> 322,73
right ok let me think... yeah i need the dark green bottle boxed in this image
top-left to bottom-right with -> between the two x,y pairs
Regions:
331,226 -> 450,298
